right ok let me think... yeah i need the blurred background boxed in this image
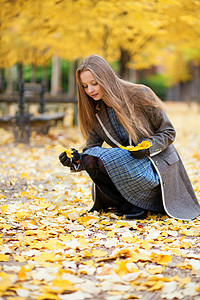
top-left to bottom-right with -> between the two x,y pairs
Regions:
0,0 -> 200,121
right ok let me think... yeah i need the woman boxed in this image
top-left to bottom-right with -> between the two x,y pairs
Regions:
59,54 -> 200,220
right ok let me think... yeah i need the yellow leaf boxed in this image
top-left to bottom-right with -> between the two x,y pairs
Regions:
118,140 -> 152,151
13,255 -> 27,263
114,261 -> 129,276
171,248 -> 182,256
15,211 -> 30,219
78,238 -> 89,248
0,194 -> 6,199
179,277 -> 191,287
121,236 -> 137,243
131,251 -> 151,262
107,231 -> 115,238
196,284 -> 200,292
107,291 -> 125,296
177,262 -> 192,270
37,292 -> 60,300
0,205 -> 8,213
59,234 -> 72,242
20,191 -> 29,197
46,279 -> 75,293
115,221 -> 129,228
82,250 -> 93,258
115,249 -> 132,259
18,270 -> 28,281
146,266 -> 165,274
140,240 -> 152,251
92,249 -> 108,257
39,201 -> 52,209
0,278 -> 12,293
148,280 -> 164,291
34,252 -> 57,262
55,145 -> 73,158
0,223 -> 12,230
151,253 -> 172,265
0,254 -> 10,262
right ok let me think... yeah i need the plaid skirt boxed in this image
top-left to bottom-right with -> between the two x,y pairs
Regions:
84,146 -> 163,211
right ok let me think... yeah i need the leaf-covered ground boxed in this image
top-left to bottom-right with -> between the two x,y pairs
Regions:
0,102 -> 200,300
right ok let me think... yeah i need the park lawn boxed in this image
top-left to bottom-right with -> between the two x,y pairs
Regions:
0,102 -> 200,300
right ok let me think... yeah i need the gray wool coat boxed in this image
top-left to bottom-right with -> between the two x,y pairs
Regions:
78,93 -> 200,221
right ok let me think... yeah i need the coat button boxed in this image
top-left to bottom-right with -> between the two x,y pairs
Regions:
155,161 -> 159,165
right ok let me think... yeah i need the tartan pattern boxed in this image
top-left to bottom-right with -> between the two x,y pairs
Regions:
84,108 -> 162,210
106,107 -> 129,145
84,147 -> 160,209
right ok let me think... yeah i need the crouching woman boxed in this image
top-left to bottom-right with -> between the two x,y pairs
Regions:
59,55 -> 200,221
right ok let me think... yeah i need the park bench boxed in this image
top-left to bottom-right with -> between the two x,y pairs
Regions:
30,112 -> 66,134
21,82 -> 46,114
0,115 -> 15,127
0,81 -> 66,142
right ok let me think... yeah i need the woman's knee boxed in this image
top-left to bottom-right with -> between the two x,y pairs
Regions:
82,155 -> 98,170
97,158 -> 107,174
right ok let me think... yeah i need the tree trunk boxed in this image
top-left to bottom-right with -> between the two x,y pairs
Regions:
6,66 -> 14,94
31,64 -> 36,83
67,59 -> 79,126
102,25 -> 109,60
68,59 -> 78,98
119,48 -> 131,80
129,66 -> 137,83
42,66 -> 48,91
0,68 -> 5,93
17,62 -> 23,86
51,55 -> 61,96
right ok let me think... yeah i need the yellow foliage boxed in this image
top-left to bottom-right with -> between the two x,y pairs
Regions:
114,261 -> 130,276
92,249 -> 108,257
1,0 -> 200,85
118,141 -> 152,151
148,280 -> 164,291
0,278 -> 13,293
146,266 -> 165,275
0,205 -> 8,215
45,279 -> 76,293
0,254 -> 10,262
196,284 -> 200,292
151,253 -> 172,266
37,292 -> 60,300
0,106 -> 199,299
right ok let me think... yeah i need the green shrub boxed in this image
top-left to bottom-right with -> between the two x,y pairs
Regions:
138,73 -> 168,100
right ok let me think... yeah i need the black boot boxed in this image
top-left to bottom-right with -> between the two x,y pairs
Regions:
88,183 -> 104,212
115,201 -> 147,219
88,183 -> 117,212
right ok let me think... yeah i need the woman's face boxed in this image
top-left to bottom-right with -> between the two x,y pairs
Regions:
80,70 -> 105,101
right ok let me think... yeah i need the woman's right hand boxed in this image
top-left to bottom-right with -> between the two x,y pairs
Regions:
59,148 -> 80,167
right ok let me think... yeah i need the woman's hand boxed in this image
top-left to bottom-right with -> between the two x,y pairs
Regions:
59,148 -> 80,167
129,148 -> 150,159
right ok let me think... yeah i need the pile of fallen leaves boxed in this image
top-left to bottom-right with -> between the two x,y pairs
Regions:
0,102 -> 200,300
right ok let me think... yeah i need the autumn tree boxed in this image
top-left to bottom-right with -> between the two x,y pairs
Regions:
1,0 -> 200,85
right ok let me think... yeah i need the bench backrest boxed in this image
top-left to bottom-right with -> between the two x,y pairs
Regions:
23,83 -> 44,98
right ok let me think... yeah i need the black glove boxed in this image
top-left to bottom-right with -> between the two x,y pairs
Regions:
129,148 -> 150,159
59,148 -> 80,167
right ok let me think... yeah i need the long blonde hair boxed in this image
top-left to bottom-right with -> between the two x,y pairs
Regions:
76,54 -> 164,144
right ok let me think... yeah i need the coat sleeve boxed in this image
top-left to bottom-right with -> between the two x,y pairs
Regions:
82,129 -> 104,152
141,87 -> 176,156
70,129 -> 104,172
